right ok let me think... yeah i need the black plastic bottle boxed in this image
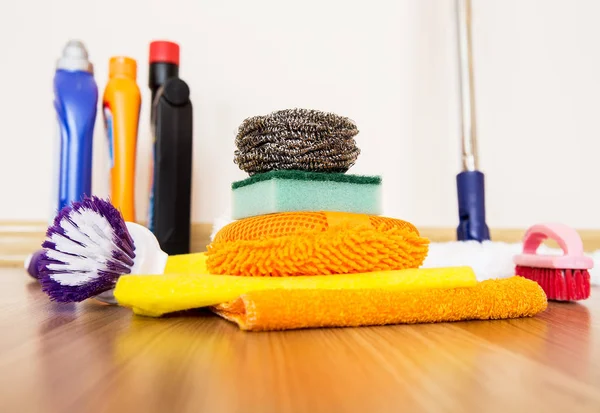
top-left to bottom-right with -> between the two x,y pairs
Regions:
148,41 -> 193,255
149,77 -> 193,255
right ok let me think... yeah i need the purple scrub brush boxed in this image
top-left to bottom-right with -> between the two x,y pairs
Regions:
37,196 -> 168,303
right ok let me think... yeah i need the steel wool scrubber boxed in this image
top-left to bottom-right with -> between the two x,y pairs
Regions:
234,108 -> 361,175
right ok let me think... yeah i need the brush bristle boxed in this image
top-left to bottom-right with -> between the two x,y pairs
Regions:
38,196 -> 136,302
515,265 -> 590,301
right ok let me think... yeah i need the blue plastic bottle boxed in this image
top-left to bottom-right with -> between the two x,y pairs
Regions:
26,41 -> 99,279
51,40 -> 98,216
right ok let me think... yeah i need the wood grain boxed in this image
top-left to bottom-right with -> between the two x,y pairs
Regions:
3,221 -> 600,268
0,267 -> 599,412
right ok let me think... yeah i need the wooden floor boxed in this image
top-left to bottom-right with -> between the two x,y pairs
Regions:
1,267 -> 599,413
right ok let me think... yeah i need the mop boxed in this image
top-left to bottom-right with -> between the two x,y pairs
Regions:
422,0 -> 600,286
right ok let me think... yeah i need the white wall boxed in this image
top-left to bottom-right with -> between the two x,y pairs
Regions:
1,0 -> 599,229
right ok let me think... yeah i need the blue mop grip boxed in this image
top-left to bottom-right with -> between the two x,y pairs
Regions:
456,170 -> 490,241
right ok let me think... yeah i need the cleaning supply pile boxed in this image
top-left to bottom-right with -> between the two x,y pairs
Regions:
33,108 -> 553,332
208,109 -> 428,277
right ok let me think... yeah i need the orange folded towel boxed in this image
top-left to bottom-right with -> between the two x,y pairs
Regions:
212,276 -> 548,331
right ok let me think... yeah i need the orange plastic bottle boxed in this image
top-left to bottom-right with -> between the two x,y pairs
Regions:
102,57 -> 141,222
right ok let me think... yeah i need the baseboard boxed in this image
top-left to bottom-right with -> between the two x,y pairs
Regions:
0,221 -> 213,268
418,227 -> 600,251
3,221 -> 600,268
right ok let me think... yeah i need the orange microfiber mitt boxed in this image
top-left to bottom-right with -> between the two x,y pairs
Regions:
212,276 -> 548,331
206,211 -> 429,276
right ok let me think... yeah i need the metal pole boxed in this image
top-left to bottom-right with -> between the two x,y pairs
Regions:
456,0 -> 478,172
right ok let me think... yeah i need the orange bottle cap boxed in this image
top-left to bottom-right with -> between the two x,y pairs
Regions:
109,56 -> 137,79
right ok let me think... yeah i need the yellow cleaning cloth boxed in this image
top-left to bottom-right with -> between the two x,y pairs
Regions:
213,276 -> 548,331
164,252 -> 209,274
114,266 -> 478,317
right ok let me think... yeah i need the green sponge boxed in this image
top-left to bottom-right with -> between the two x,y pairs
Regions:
231,170 -> 382,219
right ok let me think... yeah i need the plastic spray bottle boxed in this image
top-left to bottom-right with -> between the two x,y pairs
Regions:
27,40 -> 98,279
51,40 -> 98,215
102,57 -> 141,222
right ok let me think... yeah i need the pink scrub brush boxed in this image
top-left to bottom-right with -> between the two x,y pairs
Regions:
514,223 -> 592,301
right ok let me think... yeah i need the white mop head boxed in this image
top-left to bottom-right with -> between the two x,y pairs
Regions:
209,216 -> 599,285
422,241 -> 600,285
421,240 -> 523,281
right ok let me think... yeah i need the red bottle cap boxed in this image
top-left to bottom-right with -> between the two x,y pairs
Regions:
149,41 -> 180,65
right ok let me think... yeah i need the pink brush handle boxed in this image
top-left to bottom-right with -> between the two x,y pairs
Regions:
513,223 -> 593,269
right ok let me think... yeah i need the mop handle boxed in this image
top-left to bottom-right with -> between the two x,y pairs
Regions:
456,0 -> 478,172
455,0 -> 490,242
